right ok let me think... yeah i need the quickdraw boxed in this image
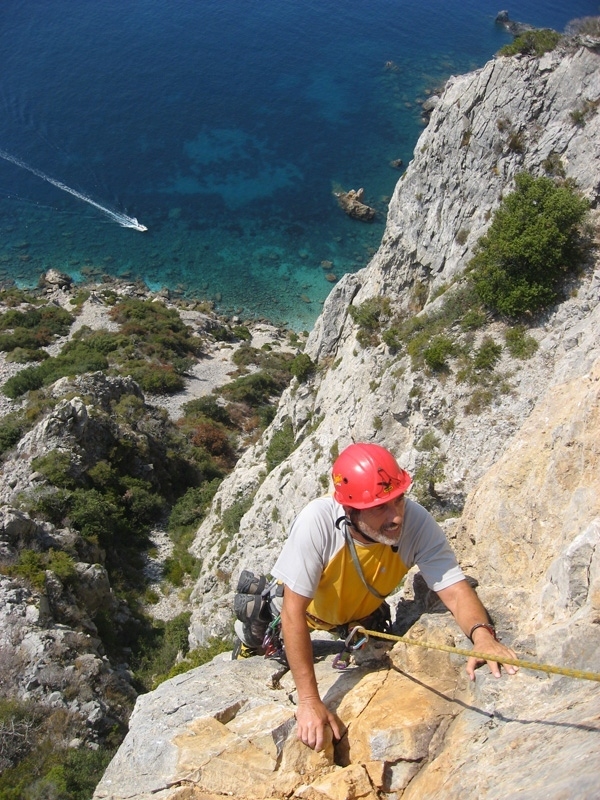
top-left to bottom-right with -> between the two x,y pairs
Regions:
262,614 -> 285,660
332,626 -> 370,670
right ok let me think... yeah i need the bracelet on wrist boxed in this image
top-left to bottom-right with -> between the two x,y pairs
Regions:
468,622 -> 497,643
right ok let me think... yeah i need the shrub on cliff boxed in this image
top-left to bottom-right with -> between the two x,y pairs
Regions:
469,172 -> 589,317
290,352 -> 315,383
499,28 -> 561,57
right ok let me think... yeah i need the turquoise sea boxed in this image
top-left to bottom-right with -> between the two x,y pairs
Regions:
0,0 -> 597,329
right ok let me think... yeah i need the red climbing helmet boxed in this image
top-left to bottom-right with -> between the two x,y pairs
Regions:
332,443 -> 412,509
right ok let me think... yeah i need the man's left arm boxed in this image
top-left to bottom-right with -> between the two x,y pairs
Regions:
436,579 -> 519,681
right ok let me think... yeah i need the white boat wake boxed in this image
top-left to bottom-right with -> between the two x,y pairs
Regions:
0,148 -> 147,231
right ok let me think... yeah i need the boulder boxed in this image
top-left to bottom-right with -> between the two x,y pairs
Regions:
41,268 -> 73,289
335,188 -> 376,221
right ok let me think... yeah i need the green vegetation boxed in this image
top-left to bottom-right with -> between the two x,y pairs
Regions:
469,173 -> 589,317
4,548 -> 77,591
473,337 -> 503,371
0,290 -> 307,797
348,297 -> 391,347
0,698 -> 118,800
504,326 -> 539,359
222,495 -> 255,536
0,304 -> 73,359
217,343 -> 296,426
499,28 -> 561,57
290,352 -> 316,383
412,429 -> 447,511
569,98 -> 600,128
415,431 -> 441,452
266,419 -> 296,473
423,335 -> 456,373
0,410 -> 25,456
2,297 -> 205,399
153,634 -> 233,687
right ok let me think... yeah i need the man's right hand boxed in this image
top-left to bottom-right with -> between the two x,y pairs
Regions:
295,696 -> 345,751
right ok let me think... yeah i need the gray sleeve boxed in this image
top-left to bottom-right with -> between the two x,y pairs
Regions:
270,498 -> 335,598
398,500 -> 465,591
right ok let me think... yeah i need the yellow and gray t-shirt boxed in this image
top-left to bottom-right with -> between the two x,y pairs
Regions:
271,496 -> 464,629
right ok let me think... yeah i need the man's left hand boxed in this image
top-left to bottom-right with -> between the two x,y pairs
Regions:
467,631 -> 519,681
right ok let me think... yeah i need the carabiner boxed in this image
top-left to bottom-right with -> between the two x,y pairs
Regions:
345,625 -> 369,651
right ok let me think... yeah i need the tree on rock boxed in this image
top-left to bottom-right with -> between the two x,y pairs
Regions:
469,172 -> 589,317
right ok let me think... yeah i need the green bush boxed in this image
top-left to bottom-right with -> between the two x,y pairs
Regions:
182,396 -> 232,426
0,698 -> 116,800
0,328 -> 41,352
423,336 -> 455,372
220,371 -> 279,405
499,29 -> 561,57
2,367 -> 45,398
504,326 -> 539,359
23,487 -> 71,525
266,419 -> 295,472
0,304 -> 73,337
348,297 -> 390,332
381,326 -> 403,354
169,481 -> 221,531
121,477 -> 165,527
5,346 -> 49,363
156,636 -> 233,685
5,550 -> 47,590
31,450 -> 79,489
416,431 -> 441,452
67,488 -> 128,548
412,456 -> 446,510
47,549 -> 78,587
460,308 -> 487,330
470,173 -> 589,317
473,337 -> 502,370
2,341 -> 110,398
133,612 -> 193,690
0,412 -> 24,456
290,353 -> 315,383
128,362 -> 184,394
222,495 -> 254,535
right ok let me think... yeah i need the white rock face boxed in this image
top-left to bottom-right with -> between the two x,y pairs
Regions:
188,44 -> 600,646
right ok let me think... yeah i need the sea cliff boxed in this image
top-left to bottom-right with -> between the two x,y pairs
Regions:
95,38 -> 600,799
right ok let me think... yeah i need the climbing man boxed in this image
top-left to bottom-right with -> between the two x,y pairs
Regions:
235,442 -> 519,750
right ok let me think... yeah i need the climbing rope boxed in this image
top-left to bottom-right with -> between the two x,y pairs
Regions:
353,626 -> 600,683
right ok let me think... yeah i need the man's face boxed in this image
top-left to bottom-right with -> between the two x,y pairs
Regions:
349,494 -> 406,546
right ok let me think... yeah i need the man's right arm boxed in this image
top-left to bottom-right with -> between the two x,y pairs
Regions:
280,586 -> 345,751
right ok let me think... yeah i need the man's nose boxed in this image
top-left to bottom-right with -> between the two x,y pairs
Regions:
382,499 -> 403,522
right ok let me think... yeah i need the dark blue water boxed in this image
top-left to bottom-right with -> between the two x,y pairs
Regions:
0,1 -> 596,328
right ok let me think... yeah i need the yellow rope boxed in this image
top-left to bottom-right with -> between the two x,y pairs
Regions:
356,626 -> 600,683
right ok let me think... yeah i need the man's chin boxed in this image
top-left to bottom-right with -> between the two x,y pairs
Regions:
372,530 -> 401,547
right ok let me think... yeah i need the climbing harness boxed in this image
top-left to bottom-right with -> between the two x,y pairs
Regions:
348,626 -> 600,683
